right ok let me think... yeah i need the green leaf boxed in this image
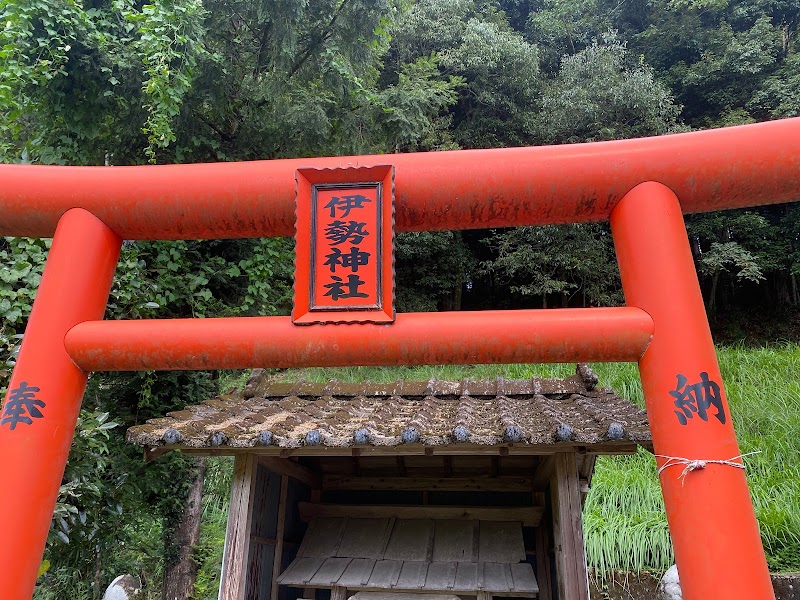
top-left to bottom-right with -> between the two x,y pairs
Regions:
37,560 -> 50,578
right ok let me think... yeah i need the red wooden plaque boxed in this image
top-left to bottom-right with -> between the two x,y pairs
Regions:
293,165 -> 395,324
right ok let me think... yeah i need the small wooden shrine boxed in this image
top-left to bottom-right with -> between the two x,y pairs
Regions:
127,365 -> 652,600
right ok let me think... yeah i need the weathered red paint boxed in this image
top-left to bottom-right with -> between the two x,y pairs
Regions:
0,209 -> 121,599
1,118 -> 799,240
1,120 -> 793,600
64,308 -> 654,371
611,182 -> 775,600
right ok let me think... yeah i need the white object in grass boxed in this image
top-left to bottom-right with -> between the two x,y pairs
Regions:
659,564 -> 682,600
103,574 -> 141,599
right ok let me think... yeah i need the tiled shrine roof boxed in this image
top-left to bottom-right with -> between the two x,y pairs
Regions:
127,365 -> 650,453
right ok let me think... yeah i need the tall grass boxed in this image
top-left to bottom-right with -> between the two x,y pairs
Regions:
719,344 -> 800,573
284,361 -> 640,388
583,450 -> 672,573
194,457 -> 234,600
549,345 -> 799,574
271,345 -> 800,573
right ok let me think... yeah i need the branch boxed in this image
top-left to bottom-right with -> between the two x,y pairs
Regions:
254,19 -> 272,76
191,108 -> 234,143
250,0 -> 352,112
287,0 -> 352,78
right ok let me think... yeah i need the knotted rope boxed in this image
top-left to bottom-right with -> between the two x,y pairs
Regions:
656,451 -> 761,486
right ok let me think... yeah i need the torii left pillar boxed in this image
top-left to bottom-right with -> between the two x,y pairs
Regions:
0,209 -> 121,599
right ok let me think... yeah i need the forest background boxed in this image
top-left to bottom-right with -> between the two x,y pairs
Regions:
0,0 -> 799,598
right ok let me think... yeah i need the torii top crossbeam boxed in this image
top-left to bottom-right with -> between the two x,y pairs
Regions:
1,118 -> 798,600
0,118 -> 799,240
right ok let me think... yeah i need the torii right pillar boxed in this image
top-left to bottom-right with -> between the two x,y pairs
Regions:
611,181 -> 774,600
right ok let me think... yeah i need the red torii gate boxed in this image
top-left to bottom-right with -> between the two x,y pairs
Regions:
2,118 -> 799,600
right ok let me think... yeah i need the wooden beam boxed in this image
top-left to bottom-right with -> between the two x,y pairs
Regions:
578,453 -> 597,508
290,584 -> 536,597
250,535 -> 301,548
219,454 -> 257,600
298,503 -> 543,527
250,535 -> 277,546
258,456 -> 321,489
178,442 -> 640,458
535,522 -> 554,600
550,452 -> 590,600
578,453 -> 597,482
322,476 -> 534,493
270,474 -> 289,600
532,455 -> 556,491
143,446 -> 170,461
331,586 -> 347,600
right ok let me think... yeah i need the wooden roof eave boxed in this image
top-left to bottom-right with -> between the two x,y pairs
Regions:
143,440 -> 645,462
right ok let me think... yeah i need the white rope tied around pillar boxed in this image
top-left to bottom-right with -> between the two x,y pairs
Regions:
656,451 -> 761,486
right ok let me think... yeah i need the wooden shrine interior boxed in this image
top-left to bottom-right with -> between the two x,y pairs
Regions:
220,450 -> 617,600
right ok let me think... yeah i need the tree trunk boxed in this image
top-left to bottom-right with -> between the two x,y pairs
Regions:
93,547 -> 103,600
452,282 -> 463,311
708,271 -> 720,316
163,457 -> 207,600
452,230 -> 464,312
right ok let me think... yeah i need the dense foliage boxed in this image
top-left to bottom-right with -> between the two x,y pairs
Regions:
0,0 -> 799,597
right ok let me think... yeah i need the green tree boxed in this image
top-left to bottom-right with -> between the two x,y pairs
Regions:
750,53 -> 800,118
524,0 -> 611,69
622,0 -> 800,127
0,238 -> 49,394
480,35 -> 684,309
481,224 -> 621,308
376,54 -> 463,152
393,0 -> 541,148
688,208 -> 797,315
0,0 -> 207,164
395,231 -> 476,312
535,34 -> 684,144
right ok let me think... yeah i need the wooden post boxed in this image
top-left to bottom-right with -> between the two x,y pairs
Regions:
550,452 -> 590,600
270,474 -> 290,600
532,491 -> 553,600
220,454 -> 258,600
534,526 -> 554,600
